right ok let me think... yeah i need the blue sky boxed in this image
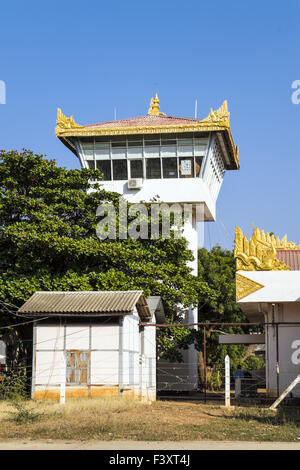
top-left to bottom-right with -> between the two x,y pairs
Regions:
1,0 -> 300,250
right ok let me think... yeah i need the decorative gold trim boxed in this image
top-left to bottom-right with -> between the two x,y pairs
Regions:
202,100 -> 230,128
55,108 -> 82,135
236,273 -> 265,301
234,225 -> 295,272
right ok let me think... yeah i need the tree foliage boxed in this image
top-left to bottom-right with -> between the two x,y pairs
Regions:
196,246 -> 264,375
0,149 -> 214,361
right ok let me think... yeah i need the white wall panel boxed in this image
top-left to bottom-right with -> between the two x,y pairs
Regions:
35,350 -> 64,386
91,351 -> 119,385
36,324 -> 64,350
91,324 -> 119,350
65,325 -> 89,349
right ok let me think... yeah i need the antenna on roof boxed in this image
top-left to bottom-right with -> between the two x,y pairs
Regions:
114,108 -> 117,120
194,99 -> 198,119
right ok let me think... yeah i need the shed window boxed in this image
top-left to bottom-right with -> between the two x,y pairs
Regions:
66,350 -> 90,386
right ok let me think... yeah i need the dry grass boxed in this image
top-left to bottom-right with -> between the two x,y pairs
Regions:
0,398 -> 300,441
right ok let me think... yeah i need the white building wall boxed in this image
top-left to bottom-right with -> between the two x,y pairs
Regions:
265,303 -> 300,397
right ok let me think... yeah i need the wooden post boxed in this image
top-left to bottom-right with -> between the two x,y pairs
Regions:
60,353 -> 66,405
225,355 -> 230,407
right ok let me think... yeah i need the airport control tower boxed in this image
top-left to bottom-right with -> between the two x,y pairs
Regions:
55,94 -> 239,391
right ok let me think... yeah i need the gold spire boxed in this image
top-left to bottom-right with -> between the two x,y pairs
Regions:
148,93 -> 166,116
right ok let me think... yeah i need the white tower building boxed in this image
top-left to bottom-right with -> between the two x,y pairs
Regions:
55,94 -> 239,392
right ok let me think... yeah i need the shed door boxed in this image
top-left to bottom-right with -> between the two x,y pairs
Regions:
66,350 -> 90,386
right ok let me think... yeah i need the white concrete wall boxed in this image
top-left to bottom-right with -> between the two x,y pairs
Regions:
265,303 -> 300,397
92,178 -> 216,221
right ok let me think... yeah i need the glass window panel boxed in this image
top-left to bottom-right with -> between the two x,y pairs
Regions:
111,141 -> 126,148
87,160 -> 95,169
95,150 -> 110,160
144,146 -> 160,157
146,158 -> 161,179
95,142 -> 110,149
127,147 -> 143,159
194,145 -> 207,156
127,141 -> 143,147
195,157 -> 203,177
145,140 -> 160,146
130,160 -> 143,178
81,142 -> 94,150
161,146 -> 176,157
163,158 -> 178,178
111,148 -> 126,159
178,139 -> 193,145
179,157 -> 194,178
96,160 -> 112,180
194,138 -> 208,145
113,160 -> 128,180
178,145 -> 193,156
161,139 -> 176,145
83,149 -> 94,158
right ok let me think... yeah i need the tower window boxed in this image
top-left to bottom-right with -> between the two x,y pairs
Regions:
163,158 -> 178,178
113,160 -> 128,180
146,158 -> 161,179
130,160 -> 143,178
96,160 -> 111,180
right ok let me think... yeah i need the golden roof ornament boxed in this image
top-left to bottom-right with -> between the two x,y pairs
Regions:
55,108 -> 82,135
233,224 -> 300,272
148,93 -> 166,116
202,100 -> 230,127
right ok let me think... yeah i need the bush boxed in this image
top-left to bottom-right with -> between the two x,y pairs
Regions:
0,371 -> 27,400
10,400 -> 42,424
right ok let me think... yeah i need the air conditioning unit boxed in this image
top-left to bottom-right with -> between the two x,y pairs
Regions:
128,178 -> 143,189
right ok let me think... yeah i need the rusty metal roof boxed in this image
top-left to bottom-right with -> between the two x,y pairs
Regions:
276,250 -> 300,271
18,291 -> 151,321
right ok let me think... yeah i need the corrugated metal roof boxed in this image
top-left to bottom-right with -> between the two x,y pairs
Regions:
18,291 -> 151,321
276,250 -> 300,271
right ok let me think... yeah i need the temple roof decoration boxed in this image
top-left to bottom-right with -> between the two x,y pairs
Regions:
234,225 -> 300,272
55,96 -> 239,169
56,108 -> 82,130
236,273 -> 265,301
147,93 -> 166,116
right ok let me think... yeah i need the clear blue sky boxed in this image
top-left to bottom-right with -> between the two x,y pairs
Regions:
1,0 -> 300,250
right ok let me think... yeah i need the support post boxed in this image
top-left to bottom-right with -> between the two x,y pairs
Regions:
270,375 -> 300,410
225,355 -> 230,407
60,353 -> 66,405
203,326 -> 207,403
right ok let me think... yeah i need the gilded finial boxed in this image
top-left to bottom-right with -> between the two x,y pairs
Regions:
55,108 -> 82,135
148,93 -> 166,116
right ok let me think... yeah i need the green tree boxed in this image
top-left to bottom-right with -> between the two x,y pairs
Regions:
196,246 -> 264,386
0,149 -> 214,364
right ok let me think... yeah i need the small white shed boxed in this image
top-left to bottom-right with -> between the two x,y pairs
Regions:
18,291 -> 163,402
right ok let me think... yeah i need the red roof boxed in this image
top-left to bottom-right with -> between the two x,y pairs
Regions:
276,250 -> 300,270
84,114 -> 199,129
